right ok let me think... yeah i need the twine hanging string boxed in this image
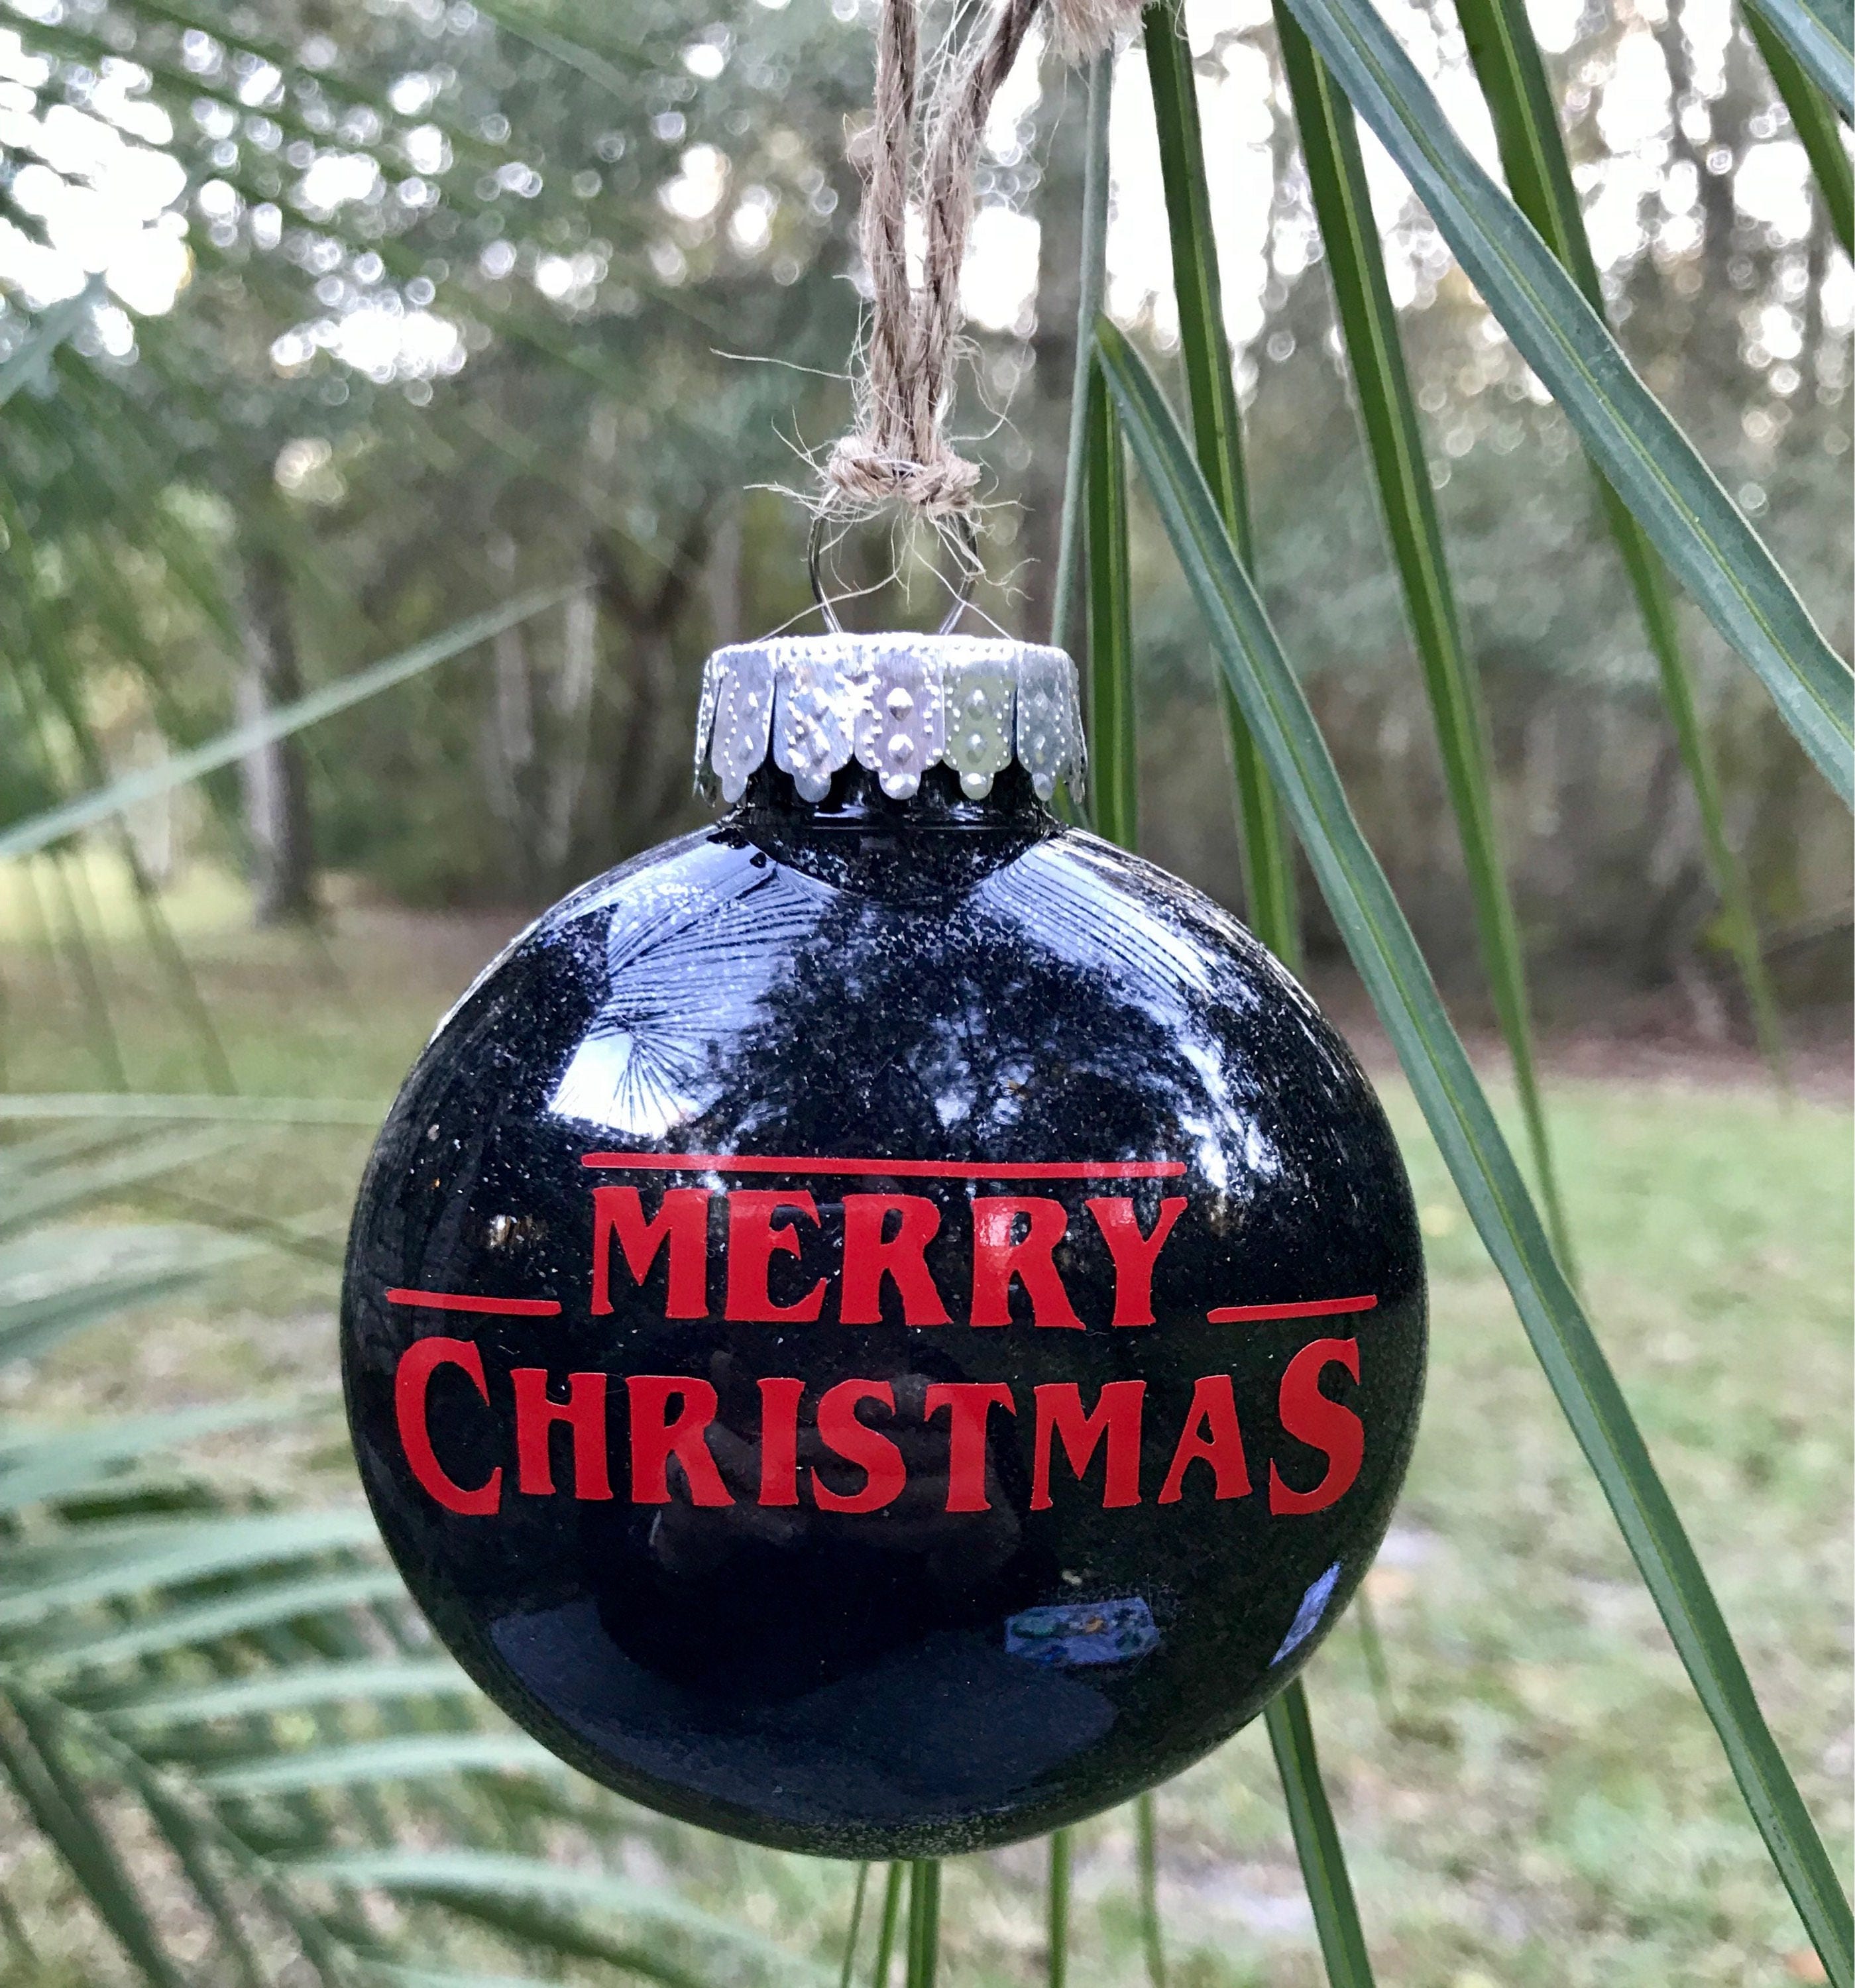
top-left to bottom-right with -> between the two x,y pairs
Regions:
824,0 -> 1139,524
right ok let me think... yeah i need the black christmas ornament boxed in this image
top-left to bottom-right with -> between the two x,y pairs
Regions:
341,632 -> 1427,1859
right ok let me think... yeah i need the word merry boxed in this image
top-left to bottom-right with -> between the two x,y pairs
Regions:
394,1336 -> 1366,1519
590,1186 -> 1186,1327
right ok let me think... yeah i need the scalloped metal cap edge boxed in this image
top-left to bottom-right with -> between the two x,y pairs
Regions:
693,633 -> 1088,806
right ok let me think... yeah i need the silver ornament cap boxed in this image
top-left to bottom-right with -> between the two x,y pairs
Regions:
693,633 -> 1088,806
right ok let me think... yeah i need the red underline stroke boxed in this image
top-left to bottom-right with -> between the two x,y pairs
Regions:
387,1288 -> 563,1316
579,1153 -> 1186,1180
1207,1294 -> 1378,1324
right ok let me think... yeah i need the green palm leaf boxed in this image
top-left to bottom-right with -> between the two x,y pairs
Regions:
0,1508 -> 383,1629
1281,0 -> 1854,804
1045,1830 -> 1071,1988
202,1734 -> 567,1801
1265,1684 -> 1374,1987
0,1095 -> 390,1123
0,281 -> 100,410
0,1129 -> 256,1237
0,1400 -> 311,1516
1097,315 -> 1853,1985
1143,5 -> 1300,957
291,1848 -> 829,1980
1744,2 -> 1854,253
1451,0 -> 1793,1077
1742,0 -> 1855,120
365,1970 -> 687,1988
0,588 -> 579,863
0,1377 -> 750,1988
904,1859 -> 939,1988
1138,23 -> 1386,1976
19,1567 -> 409,1681
1086,361 -> 1139,852
1274,5 -> 1576,1266
1050,52 -> 1115,663
0,1224 -> 253,1367
0,1697 -> 191,1988
870,1865 -> 905,1988
106,1658 -> 473,1732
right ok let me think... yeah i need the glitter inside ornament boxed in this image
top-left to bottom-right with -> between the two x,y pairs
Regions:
341,634 -> 1426,1858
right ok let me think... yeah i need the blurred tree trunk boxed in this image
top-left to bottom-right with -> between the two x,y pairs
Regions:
543,578 -> 600,878
589,510 -> 711,857
235,539 -> 317,926
482,533 -> 549,901
705,494 -> 743,648
1019,64 -> 1088,645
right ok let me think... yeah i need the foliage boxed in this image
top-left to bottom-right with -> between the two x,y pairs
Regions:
0,1125 -> 842,1987
0,0 -> 1850,1979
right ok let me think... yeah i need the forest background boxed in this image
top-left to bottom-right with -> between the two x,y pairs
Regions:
1,0 -> 1849,1029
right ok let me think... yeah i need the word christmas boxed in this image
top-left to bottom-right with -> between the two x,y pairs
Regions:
394,1335 -> 1368,1519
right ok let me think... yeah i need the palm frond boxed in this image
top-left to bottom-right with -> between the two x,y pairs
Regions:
1283,0 -> 1854,803
1274,5 -> 1579,1256
1451,0 -> 1794,1079
0,590 -> 580,861
1098,315 -> 1854,1982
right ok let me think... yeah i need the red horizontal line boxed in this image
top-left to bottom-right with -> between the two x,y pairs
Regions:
579,1153 -> 1186,1180
386,1288 -> 562,1317
1207,1294 -> 1378,1324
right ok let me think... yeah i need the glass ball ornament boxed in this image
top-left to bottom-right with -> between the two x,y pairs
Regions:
341,632 -> 1426,1858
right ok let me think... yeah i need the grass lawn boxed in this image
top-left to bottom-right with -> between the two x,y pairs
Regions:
2,865 -> 1849,1987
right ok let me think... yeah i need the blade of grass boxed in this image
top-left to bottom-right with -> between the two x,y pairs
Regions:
1744,2 -> 1854,256
1098,317 -> 1855,1984
1274,7 -> 1579,1262
1086,361 -> 1139,851
1350,1584 -> 1396,1728
1282,0 -> 1854,804
0,588 -> 579,863
1051,50 -> 1115,662
1141,4 -> 1300,960
840,1863 -> 870,1988
871,1863 -> 905,1988
1451,0 -> 1793,1079
1046,1830 -> 1071,1988
1265,1683 -> 1375,1987
905,1861 -> 939,1988
1742,0 -> 1854,119
1135,1790 -> 1166,1988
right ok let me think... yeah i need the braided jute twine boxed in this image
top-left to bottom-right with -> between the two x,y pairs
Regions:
823,0 -> 1141,524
